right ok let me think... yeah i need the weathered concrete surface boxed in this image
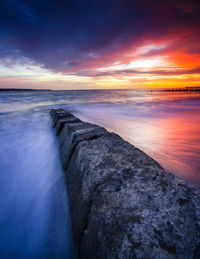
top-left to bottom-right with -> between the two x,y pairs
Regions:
51,108 -> 72,126
51,108 -> 200,259
60,122 -> 109,170
55,117 -> 81,135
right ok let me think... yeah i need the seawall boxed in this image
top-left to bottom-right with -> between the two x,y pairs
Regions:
50,108 -> 200,259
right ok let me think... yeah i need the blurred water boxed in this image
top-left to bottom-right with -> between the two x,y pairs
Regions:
0,89 -> 200,256
0,106 -> 76,258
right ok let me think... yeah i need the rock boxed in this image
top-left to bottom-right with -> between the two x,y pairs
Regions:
59,122 -> 109,170
55,116 -> 81,135
51,108 -> 73,127
50,109 -> 200,259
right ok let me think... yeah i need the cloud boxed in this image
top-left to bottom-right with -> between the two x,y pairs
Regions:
76,67 -> 200,78
0,0 -> 200,73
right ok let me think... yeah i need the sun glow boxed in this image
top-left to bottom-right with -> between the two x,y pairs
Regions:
1,42 -> 200,89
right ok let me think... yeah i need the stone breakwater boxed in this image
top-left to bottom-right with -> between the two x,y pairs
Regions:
50,108 -> 200,259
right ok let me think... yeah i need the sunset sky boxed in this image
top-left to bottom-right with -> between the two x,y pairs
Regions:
0,0 -> 200,89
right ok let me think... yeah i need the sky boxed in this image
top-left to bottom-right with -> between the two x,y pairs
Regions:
0,0 -> 200,90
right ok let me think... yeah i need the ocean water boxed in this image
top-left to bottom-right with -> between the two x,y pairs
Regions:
0,89 -> 200,257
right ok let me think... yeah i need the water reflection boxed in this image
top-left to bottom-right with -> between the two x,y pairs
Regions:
70,92 -> 200,186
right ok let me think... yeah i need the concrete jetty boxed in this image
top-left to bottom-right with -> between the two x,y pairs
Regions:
50,108 -> 200,259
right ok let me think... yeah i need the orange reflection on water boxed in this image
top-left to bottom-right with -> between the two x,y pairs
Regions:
75,91 -> 200,186
121,113 -> 200,185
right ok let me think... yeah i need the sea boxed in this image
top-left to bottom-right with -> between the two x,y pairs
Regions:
0,89 -> 199,258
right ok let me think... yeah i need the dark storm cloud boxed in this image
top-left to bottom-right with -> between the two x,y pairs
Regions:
0,0 -> 200,72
